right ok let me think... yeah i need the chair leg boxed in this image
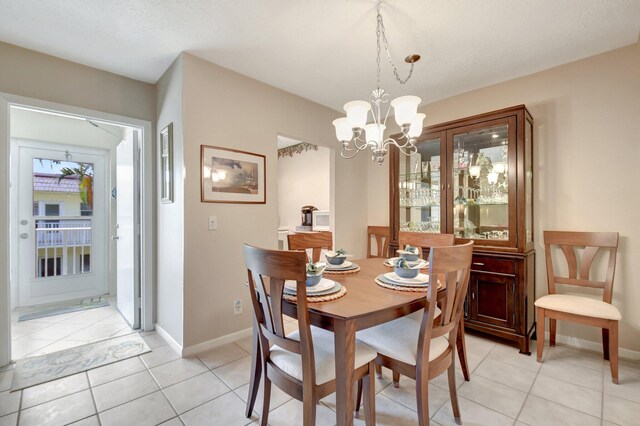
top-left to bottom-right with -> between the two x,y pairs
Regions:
302,390 -> 317,426
609,321 -> 619,384
363,362 -> 376,426
448,362 -> 462,425
602,328 -> 610,361
457,316 -> 470,381
415,371 -> 429,426
375,363 -> 382,379
392,371 -> 400,388
245,322 -> 261,418
549,318 -> 556,347
260,374 -> 271,426
355,379 -> 363,416
536,307 -> 545,362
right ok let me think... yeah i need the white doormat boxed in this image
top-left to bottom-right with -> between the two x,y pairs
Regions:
11,333 -> 151,391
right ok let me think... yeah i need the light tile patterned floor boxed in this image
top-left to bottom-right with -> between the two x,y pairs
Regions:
0,315 -> 638,425
10,297 -> 133,360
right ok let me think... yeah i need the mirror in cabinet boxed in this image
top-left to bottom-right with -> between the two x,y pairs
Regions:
398,134 -> 445,234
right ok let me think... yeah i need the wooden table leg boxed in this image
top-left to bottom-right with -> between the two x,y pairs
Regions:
334,319 -> 356,426
457,316 -> 470,381
245,318 -> 261,418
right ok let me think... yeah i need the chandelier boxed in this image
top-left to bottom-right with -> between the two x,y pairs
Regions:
333,1 -> 425,165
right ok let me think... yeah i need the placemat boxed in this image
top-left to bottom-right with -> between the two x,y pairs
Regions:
283,286 -> 347,303
375,277 -> 443,293
324,265 -> 360,275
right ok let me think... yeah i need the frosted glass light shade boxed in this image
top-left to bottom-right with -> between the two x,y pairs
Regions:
493,162 -> 506,174
469,165 -> 481,179
343,101 -> 371,129
391,95 -> 421,126
408,113 -> 426,138
487,171 -> 499,185
332,118 -> 353,141
365,123 -> 386,145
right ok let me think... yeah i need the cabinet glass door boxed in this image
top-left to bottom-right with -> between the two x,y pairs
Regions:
398,134 -> 444,233
448,118 -> 516,246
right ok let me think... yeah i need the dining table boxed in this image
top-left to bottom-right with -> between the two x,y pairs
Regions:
245,257 -> 469,426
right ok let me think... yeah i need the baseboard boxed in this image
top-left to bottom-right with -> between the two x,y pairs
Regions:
154,323 -> 183,356
546,332 -> 640,361
182,327 -> 253,357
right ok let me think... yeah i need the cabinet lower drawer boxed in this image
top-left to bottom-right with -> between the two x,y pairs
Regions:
471,255 -> 516,275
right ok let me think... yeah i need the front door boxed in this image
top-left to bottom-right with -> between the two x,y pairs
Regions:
17,142 -> 108,306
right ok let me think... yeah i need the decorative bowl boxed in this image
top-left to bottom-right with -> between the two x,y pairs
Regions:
306,274 -> 323,287
398,250 -> 419,261
325,253 -> 347,265
394,258 -> 420,279
394,266 -> 419,279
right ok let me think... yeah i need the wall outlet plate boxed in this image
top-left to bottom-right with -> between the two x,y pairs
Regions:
233,299 -> 242,315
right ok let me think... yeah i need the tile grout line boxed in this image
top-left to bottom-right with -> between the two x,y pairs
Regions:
86,371 -> 102,425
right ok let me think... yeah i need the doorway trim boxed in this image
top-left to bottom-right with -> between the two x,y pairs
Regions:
0,93 -> 155,366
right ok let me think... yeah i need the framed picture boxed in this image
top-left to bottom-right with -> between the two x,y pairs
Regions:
200,145 -> 266,204
160,123 -> 173,203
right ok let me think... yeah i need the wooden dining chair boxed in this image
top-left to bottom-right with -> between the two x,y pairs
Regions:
287,231 -> 333,263
395,232 -> 470,384
535,231 -> 620,383
399,232 -> 455,258
243,244 -> 377,425
367,225 -> 390,258
356,242 -> 474,425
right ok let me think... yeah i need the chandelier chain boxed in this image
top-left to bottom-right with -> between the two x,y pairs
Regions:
376,1 -> 415,88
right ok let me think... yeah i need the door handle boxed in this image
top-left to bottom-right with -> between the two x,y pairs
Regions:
20,233 -> 29,239
111,235 -> 120,240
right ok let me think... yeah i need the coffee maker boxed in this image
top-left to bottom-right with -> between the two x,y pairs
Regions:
301,205 -> 318,228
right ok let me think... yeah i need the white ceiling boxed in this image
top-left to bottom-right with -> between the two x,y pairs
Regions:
0,0 -> 638,111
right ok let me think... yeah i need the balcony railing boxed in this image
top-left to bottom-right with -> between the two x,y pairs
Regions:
35,221 -> 92,247
34,219 -> 92,277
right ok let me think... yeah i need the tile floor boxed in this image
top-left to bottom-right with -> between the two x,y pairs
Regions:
10,297 -> 133,360
0,315 -> 639,425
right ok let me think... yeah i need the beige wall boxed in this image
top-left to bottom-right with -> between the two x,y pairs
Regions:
0,42 -> 155,122
277,146 -> 331,231
181,53 -> 366,348
156,55 -> 185,346
368,43 -> 640,353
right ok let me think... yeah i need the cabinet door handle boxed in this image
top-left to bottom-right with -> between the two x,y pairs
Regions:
471,292 -> 475,300
473,262 -> 484,266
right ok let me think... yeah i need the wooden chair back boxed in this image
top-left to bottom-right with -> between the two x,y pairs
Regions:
544,231 -> 619,303
398,232 -> 455,258
367,226 -> 390,258
243,244 -> 316,381
287,231 -> 333,262
418,242 -> 473,365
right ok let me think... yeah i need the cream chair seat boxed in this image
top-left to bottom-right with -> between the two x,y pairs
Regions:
357,316 -> 448,365
535,294 -> 621,320
271,326 -> 377,385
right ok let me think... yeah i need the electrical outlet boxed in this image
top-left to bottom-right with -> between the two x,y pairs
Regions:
233,299 -> 242,315
208,216 -> 218,230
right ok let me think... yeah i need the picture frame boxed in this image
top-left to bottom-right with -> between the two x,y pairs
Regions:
160,123 -> 173,203
200,145 -> 266,204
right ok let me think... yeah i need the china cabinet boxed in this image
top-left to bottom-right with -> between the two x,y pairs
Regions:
389,105 -> 535,353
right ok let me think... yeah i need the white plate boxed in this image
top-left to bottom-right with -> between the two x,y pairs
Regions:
383,272 -> 429,285
325,261 -> 353,270
284,278 -> 335,294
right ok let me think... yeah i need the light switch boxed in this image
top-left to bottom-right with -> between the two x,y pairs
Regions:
208,216 -> 218,230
